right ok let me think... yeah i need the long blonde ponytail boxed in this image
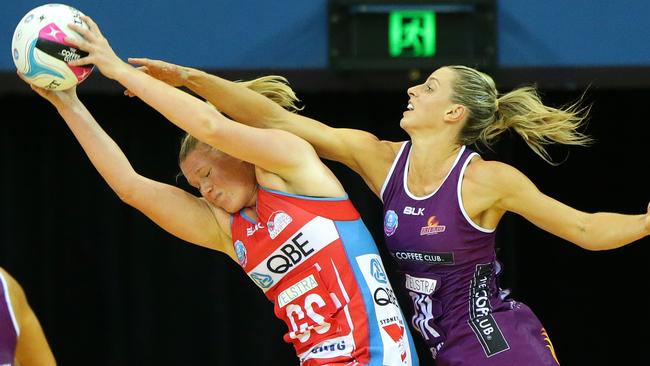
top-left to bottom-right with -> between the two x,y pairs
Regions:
449,66 -> 592,164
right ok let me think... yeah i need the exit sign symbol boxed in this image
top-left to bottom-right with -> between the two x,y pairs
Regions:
389,11 -> 436,58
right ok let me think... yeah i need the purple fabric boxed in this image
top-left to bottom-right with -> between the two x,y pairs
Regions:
0,272 -> 17,365
381,142 -> 560,365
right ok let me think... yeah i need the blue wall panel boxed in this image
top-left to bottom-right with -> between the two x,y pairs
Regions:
2,0 -> 650,70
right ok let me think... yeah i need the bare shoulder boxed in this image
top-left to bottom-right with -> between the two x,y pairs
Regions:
362,138 -> 402,165
0,267 -> 27,314
0,267 -> 20,292
464,158 -> 538,212
356,139 -> 404,195
465,158 -> 525,189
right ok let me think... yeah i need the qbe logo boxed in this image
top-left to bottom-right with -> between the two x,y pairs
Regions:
266,232 -> 314,274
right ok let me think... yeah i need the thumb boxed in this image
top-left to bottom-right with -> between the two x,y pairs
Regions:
128,57 -> 149,66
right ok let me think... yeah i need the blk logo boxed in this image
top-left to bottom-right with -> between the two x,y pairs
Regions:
403,206 -> 425,216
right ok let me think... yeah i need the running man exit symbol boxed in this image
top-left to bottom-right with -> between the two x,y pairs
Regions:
389,11 -> 436,57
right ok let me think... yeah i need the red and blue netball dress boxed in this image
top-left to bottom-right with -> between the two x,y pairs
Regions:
0,271 -> 18,365
380,142 -> 560,366
231,187 -> 419,366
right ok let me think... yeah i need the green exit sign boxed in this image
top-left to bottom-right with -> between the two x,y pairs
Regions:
389,11 -> 436,58
328,0 -> 496,71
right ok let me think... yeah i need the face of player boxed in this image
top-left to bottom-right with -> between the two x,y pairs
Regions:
401,67 -> 459,132
180,145 -> 257,213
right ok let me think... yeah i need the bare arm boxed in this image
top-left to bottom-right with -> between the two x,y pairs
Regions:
26,84 -> 233,256
480,161 -> 649,250
0,268 -> 56,366
124,59 -> 401,196
68,18 -> 351,197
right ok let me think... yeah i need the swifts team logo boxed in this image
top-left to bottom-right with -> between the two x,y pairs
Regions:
267,211 -> 293,239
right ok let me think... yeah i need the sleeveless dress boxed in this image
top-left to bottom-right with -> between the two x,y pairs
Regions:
231,187 -> 420,365
380,142 -> 560,365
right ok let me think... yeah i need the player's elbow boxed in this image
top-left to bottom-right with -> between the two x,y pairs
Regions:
194,107 -> 230,143
112,175 -> 148,206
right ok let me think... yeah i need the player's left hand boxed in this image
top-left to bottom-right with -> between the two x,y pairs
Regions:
17,71 -> 80,109
66,15 -> 129,80
123,58 -> 188,97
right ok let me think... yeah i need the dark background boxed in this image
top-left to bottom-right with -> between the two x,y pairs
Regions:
2,1 -> 650,365
0,70 -> 648,365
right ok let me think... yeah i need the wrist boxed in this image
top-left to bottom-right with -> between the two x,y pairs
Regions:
110,61 -> 133,81
178,65 -> 192,86
184,67 -> 209,90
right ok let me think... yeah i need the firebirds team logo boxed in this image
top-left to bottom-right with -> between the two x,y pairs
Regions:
267,211 -> 293,239
420,216 -> 446,236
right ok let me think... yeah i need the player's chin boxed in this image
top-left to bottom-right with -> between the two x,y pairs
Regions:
222,200 -> 245,215
399,116 -> 409,129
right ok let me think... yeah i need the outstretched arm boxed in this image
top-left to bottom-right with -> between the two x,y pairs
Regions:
480,161 -> 649,250
0,268 -> 56,366
122,58 -> 401,196
67,17 -> 374,196
23,82 -> 233,257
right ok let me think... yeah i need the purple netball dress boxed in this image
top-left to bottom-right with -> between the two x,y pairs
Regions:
0,272 -> 18,365
380,142 -> 560,366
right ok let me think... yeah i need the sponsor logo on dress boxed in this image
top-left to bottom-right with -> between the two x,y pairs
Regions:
310,339 -> 347,354
383,322 -> 407,362
420,216 -> 446,235
267,210 -> 293,239
393,251 -> 455,265
370,258 -> 388,284
374,286 -> 399,307
248,217 -> 339,292
404,274 -> 437,295
250,272 -> 273,289
266,232 -> 315,274
468,263 -> 510,357
299,334 -> 355,363
384,210 -> 399,237
247,222 -> 265,237
234,240 -> 247,267
356,254 -> 412,365
403,206 -> 425,216
277,274 -> 319,308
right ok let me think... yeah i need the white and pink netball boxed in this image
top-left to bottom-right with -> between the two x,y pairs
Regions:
11,3 -> 94,90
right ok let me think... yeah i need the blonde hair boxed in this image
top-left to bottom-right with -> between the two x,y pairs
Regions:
237,75 -> 303,112
448,65 -> 592,164
178,75 -> 302,164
